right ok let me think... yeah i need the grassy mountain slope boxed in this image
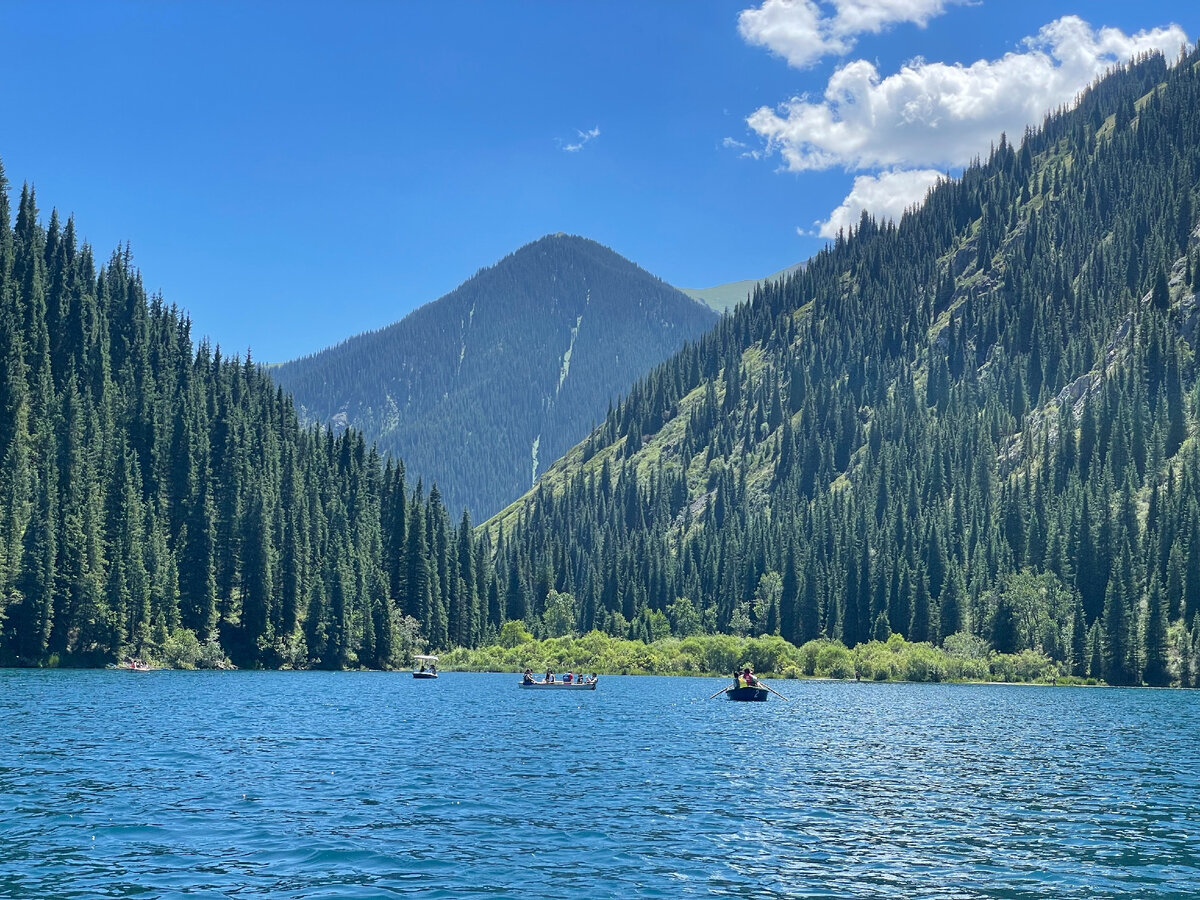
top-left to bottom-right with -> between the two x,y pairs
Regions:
488,49 -> 1200,687
271,235 -> 718,519
680,262 -> 805,314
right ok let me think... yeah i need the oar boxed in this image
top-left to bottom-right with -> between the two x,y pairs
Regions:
708,684 -> 735,699
759,681 -> 789,701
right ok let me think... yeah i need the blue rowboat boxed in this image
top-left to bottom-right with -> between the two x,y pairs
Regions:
725,685 -> 769,701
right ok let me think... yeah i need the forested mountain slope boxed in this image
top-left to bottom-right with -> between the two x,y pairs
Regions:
0,165 -> 497,669
271,235 -> 718,519
488,49 -> 1200,686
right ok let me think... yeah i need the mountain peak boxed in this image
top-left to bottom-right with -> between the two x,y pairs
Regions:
272,237 -> 718,517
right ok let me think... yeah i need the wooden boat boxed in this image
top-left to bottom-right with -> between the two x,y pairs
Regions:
724,685 -> 769,701
412,654 -> 439,679
518,679 -> 597,690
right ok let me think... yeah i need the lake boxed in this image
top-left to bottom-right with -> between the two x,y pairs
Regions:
1,671 -> 1197,899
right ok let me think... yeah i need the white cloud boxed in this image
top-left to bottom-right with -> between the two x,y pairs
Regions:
739,0 -> 842,70
722,135 -> 764,159
816,168 -> 945,237
748,16 -> 1190,173
562,126 -> 601,152
738,0 -> 965,69
831,0 -> 959,36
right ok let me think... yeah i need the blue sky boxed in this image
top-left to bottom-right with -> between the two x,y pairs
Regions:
0,1 -> 1194,361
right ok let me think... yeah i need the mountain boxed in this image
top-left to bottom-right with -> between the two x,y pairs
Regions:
271,235 -> 719,519
680,262 -> 805,314
486,48 -> 1200,686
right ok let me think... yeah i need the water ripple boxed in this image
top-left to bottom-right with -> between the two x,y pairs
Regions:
2,671 -> 1199,898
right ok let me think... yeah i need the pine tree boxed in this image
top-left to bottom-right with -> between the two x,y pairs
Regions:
1101,543 -> 1132,685
910,569 -> 931,643
1142,576 -> 1169,686
1069,593 -> 1087,677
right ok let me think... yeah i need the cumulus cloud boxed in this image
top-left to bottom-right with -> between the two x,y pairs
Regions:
815,168 -> 945,237
748,16 -> 1190,173
738,0 -> 965,69
741,14 -> 1189,234
562,126 -> 601,152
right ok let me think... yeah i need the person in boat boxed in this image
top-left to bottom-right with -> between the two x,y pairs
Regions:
589,673 -> 598,684
564,671 -> 573,683
522,668 -> 534,684
430,663 -> 437,674
742,667 -> 759,687
545,668 -> 554,683
419,664 -> 427,673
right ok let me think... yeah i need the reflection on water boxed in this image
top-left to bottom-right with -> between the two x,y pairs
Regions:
1,671 -> 1198,898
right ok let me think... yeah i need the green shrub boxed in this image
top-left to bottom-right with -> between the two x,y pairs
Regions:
498,621 -> 533,649
440,628 -> 1075,686
815,642 -> 855,678
943,631 -> 989,660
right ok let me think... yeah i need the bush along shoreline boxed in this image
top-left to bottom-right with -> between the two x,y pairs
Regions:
437,628 -> 1091,685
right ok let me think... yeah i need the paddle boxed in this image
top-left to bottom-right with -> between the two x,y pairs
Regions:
758,681 -> 789,701
708,684 -> 735,699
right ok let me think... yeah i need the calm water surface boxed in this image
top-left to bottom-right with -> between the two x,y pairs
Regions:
1,671 -> 1198,899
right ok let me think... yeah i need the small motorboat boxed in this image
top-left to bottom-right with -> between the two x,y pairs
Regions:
412,654 -> 439,679
724,685 -> 769,701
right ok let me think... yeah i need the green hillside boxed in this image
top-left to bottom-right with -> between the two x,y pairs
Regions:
680,262 -> 805,314
487,49 -> 1200,686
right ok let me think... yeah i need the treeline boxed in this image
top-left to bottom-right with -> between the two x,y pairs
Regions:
272,234 -> 717,519
488,47 -> 1200,686
0,166 -> 510,668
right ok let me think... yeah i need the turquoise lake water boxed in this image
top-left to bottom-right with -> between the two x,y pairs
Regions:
1,670 -> 1198,899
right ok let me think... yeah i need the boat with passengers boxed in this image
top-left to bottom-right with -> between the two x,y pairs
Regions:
518,668 -> 597,690
712,666 -> 776,701
412,655 -> 439,679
